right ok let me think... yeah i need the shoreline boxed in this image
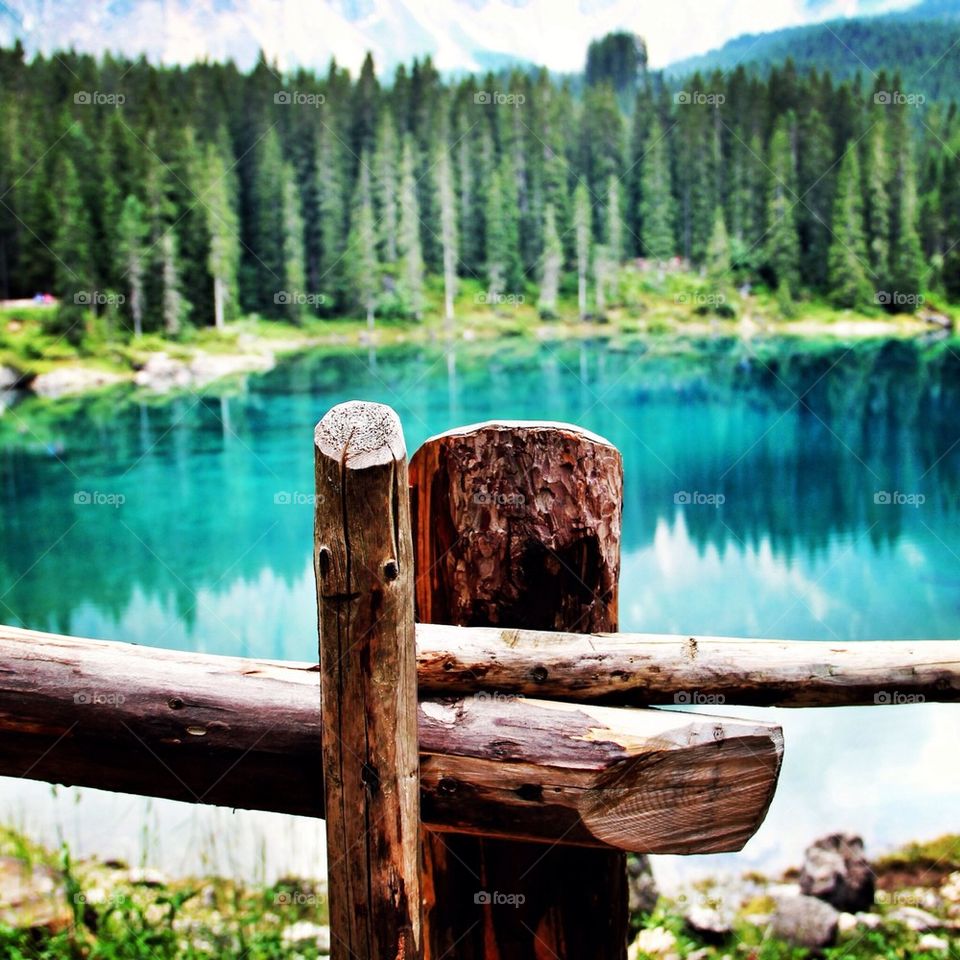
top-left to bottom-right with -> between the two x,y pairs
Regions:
0,308 -> 946,404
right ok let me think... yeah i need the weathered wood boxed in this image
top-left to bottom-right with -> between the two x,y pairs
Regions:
416,626 -> 960,707
411,419 -> 629,960
313,401 -> 421,960
0,623 -> 783,851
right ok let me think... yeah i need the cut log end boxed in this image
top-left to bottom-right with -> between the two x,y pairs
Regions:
314,400 -> 406,468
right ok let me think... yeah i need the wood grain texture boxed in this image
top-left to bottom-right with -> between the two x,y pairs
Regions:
410,419 -> 629,960
0,624 -> 782,852
314,401 -> 421,960
416,626 -> 960,706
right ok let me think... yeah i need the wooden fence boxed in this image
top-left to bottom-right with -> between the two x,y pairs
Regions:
2,399 -> 958,960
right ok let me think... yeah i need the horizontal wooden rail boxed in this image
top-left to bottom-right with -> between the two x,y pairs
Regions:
0,625 -> 781,854
417,625 -> 960,707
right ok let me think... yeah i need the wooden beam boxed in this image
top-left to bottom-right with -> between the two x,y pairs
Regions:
416,626 -> 960,707
411,420 -> 629,960
313,401 -> 421,960
0,624 -> 783,853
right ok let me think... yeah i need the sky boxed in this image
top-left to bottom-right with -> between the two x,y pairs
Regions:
0,0 -> 926,74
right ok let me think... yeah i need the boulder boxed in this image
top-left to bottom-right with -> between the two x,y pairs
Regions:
887,906 -> 945,932
280,921 -> 330,952
31,366 -> 125,398
799,833 -> 875,912
771,894 -> 840,949
627,854 -> 658,917
0,365 -> 21,390
0,856 -> 73,933
685,905 -> 733,944
918,933 -> 950,952
628,926 -> 677,959
134,353 -> 192,391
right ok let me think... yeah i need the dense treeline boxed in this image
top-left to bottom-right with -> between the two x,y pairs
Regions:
0,38 -> 956,336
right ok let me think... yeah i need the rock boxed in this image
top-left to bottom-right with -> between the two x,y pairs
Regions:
627,854 -> 658,917
799,833 -> 875,913
134,353 -> 192,391
918,933 -> 950,952
187,351 -> 273,387
281,921 -> 330,952
126,867 -> 168,887
134,351 -> 274,392
31,366 -> 125,398
628,926 -> 677,959
854,911 -> 883,930
685,905 -> 733,944
837,912 -> 858,934
771,894 -> 840,949
887,906 -> 944,932
0,856 -> 73,933
0,365 -> 21,389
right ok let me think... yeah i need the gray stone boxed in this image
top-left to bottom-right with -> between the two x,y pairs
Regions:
626,854 -> 658,917
771,894 -> 840,949
887,906 -> 945,932
0,365 -> 21,389
31,366 -> 125,398
685,905 -> 733,944
799,833 -> 875,913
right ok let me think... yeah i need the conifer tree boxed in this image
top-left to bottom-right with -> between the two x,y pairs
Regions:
574,181 -> 591,319
117,194 -> 148,337
202,142 -> 240,329
346,157 -> 379,328
538,204 -> 563,319
764,117 -> 800,300
827,147 -> 874,309
397,136 -> 425,320
640,117 -> 674,261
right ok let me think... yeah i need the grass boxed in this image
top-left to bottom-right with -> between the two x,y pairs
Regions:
1,827 -> 958,959
0,267 -> 944,395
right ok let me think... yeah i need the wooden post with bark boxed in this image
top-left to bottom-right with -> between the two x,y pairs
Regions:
411,420 -> 629,960
314,401 -> 422,960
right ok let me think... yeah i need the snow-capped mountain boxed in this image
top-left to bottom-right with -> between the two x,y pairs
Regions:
0,0 -> 930,75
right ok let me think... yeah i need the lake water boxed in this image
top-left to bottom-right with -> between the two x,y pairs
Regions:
1,334 -> 959,887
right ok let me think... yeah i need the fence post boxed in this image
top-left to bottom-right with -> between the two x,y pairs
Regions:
411,420 -> 628,960
314,400 -> 421,960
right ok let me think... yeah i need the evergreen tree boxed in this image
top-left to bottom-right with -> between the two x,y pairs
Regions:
706,207 -> 731,281
346,157 -> 379,328
485,156 -> 522,299
863,118 -> 891,282
888,148 -> 925,307
202,142 -> 240,329
764,117 -> 800,299
397,137 -> 425,320
117,194 -> 148,337
538,204 -> 563,319
160,230 -> 187,335
606,176 -> 624,263
827,147 -> 874,309
574,181 -> 591,319
640,117 -> 675,261
281,162 -> 306,321
437,143 -> 458,327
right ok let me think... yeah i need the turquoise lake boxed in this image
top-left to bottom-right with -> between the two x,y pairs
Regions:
1,334 -> 959,885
